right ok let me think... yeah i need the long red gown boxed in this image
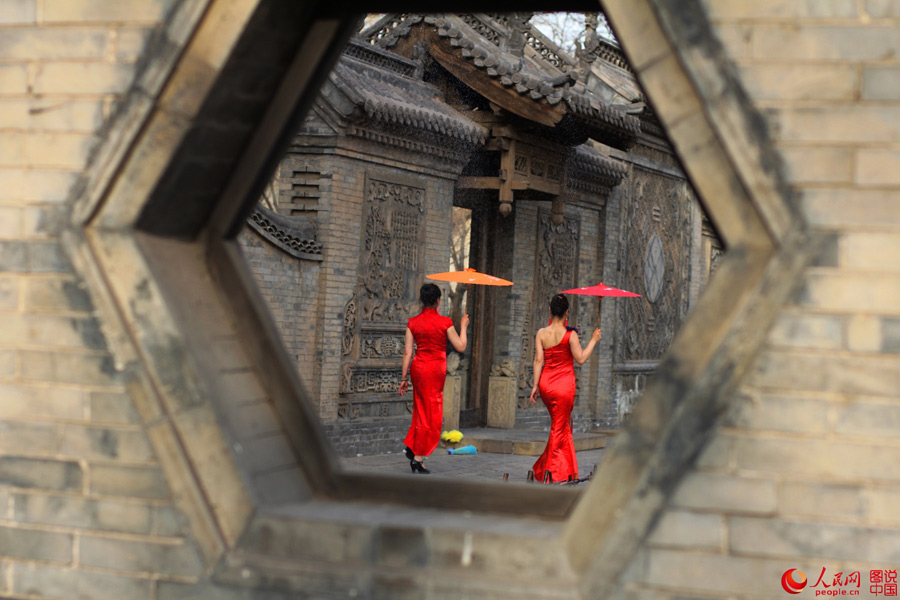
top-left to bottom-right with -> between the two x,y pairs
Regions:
403,307 -> 453,457
532,329 -> 578,483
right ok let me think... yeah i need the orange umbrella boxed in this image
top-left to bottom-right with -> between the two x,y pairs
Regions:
426,267 -> 513,286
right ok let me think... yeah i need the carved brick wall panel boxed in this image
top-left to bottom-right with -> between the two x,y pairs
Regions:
340,177 -> 426,402
617,171 -> 692,364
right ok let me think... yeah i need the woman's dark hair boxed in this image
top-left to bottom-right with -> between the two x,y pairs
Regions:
420,283 -> 442,307
549,294 -> 569,317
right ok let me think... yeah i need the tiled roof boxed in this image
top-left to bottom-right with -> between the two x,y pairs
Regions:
362,14 -> 640,149
330,40 -> 488,148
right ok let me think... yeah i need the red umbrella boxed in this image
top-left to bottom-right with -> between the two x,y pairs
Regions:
426,267 -> 514,286
559,282 -> 641,324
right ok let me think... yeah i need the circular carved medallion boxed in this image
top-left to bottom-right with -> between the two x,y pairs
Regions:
644,233 -> 665,304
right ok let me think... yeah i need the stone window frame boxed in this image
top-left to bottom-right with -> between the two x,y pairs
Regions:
62,0 -> 815,594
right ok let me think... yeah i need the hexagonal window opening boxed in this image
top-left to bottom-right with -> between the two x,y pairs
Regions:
239,12 -> 722,479
70,0 -> 800,590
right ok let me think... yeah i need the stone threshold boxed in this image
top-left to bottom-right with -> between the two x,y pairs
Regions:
451,428 -> 608,456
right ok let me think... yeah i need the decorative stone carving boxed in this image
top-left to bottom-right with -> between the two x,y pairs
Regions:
247,206 -> 322,260
487,375 -> 517,429
490,359 -> 517,377
359,331 -> 405,359
443,375 -> 462,431
643,233 -> 665,303
342,290 -> 358,356
618,174 -> 692,363
341,177 -> 426,399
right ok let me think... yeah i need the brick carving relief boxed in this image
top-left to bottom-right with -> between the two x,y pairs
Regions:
339,177 -> 426,418
618,173 -> 692,364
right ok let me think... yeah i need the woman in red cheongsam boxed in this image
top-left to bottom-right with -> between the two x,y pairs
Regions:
529,294 -> 601,483
399,283 -> 468,474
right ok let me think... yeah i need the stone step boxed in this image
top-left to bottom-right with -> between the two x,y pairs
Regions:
448,428 -> 607,456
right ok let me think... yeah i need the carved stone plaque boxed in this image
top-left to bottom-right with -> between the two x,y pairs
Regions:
341,176 -> 426,399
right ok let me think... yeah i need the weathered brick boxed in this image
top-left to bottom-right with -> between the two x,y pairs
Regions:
230,402 -> 280,440
868,487 -> 900,524
768,312 -> 843,350
643,548 -> 800,596
42,0 -> 175,23
0,421 -> 58,454
1,132 -> 95,169
780,146 -> 853,184
0,382 -> 85,419
90,390 -> 140,424
867,0 -> 900,18
754,350 -> 899,396
157,582 -> 295,600
752,25 -> 900,61
89,464 -> 170,499
12,563 -> 152,600
0,206 -> 22,237
706,0 -> 858,18
773,105 -> 900,145
0,276 -> 17,309
0,0 -> 36,24
671,472 -> 777,514
781,481 -> 864,519
14,493 -> 152,534
0,28 -> 108,59
740,64 -> 858,102
735,436 -> 900,481
0,526 -> 72,563
856,149 -> 900,187
803,189 -> 900,229
863,66 -> 900,101
152,505 -> 186,537
20,350 -> 121,386
695,432 -> 735,470
0,349 -> 14,378
842,232 -> 900,272
799,272 -> 900,314
647,509 -> 722,550
0,313 -> 105,349
730,516 -> 900,563
847,314 -> 882,352
724,393 -> 828,434
79,536 -> 203,577
23,204 -> 68,238
0,240 -> 70,272
833,399 -> 900,438
0,456 -> 82,491
60,425 -> 154,462
34,62 -> 136,95
885,317 -> 900,353
0,99 -> 105,133
23,276 -> 93,312
115,27 -> 153,62
0,169 -> 78,203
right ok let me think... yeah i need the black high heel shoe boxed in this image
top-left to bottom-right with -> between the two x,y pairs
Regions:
410,459 -> 430,474
404,447 -> 414,461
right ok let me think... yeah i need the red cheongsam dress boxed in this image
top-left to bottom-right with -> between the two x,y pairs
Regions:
403,307 -> 453,457
532,329 -> 578,483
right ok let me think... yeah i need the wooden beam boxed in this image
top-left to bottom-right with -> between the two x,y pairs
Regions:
457,176 -> 530,191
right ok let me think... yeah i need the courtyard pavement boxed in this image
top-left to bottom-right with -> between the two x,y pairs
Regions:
339,428 -> 609,485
